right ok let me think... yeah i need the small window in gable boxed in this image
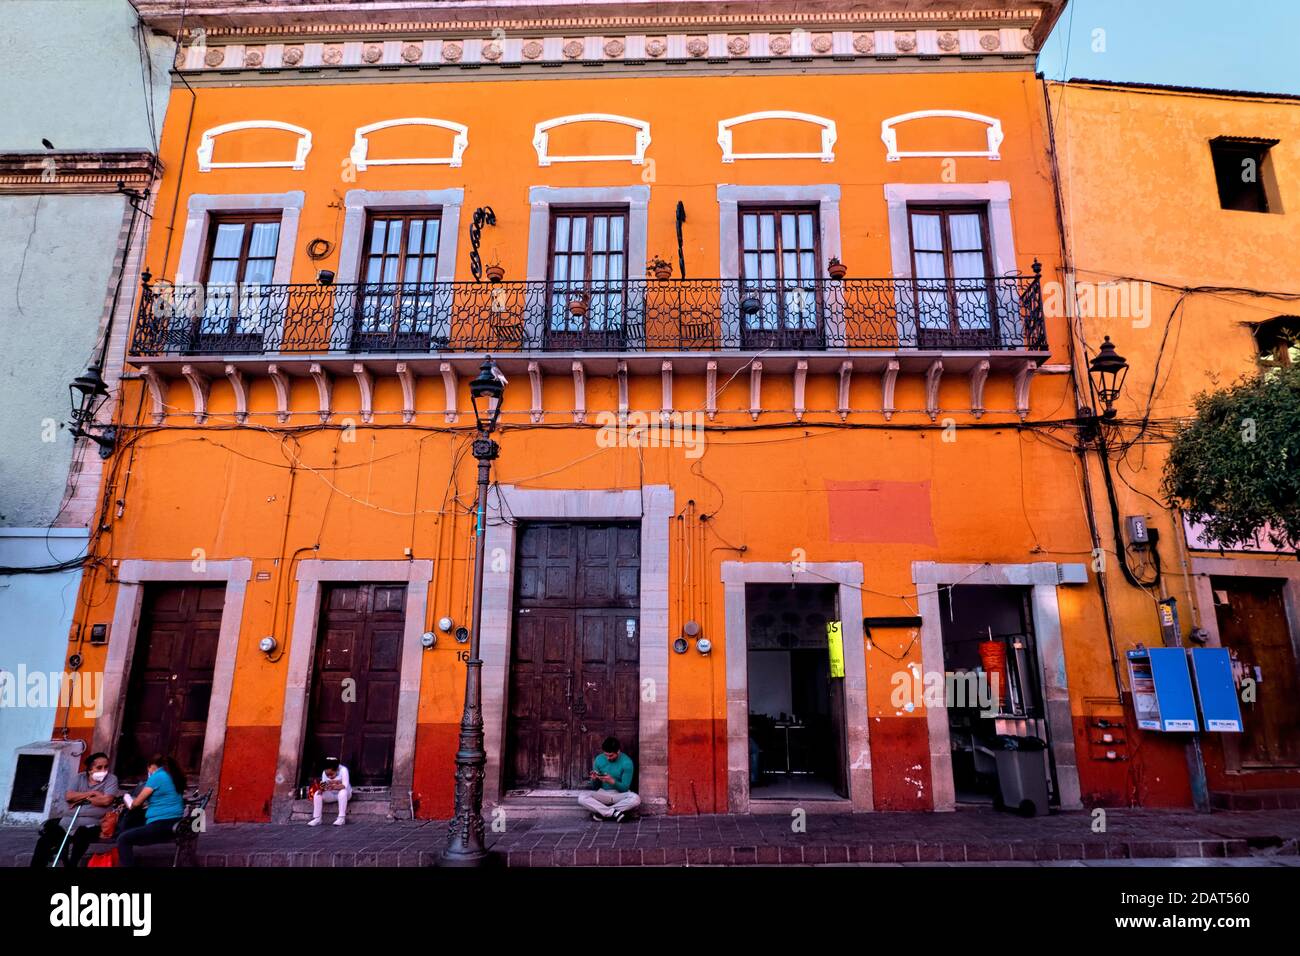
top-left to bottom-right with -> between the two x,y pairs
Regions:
1254,316 -> 1300,372
1210,137 -> 1280,213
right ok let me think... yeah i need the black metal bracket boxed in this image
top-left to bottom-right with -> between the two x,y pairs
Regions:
675,201 -> 687,279
469,206 -> 497,282
864,616 -> 923,628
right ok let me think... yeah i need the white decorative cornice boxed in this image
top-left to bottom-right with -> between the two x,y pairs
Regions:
172,26 -> 1040,77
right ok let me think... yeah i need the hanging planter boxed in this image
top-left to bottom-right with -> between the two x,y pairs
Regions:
827,257 -> 848,280
568,291 -> 589,318
647,255 -> 673,280
485,263 -> 506,283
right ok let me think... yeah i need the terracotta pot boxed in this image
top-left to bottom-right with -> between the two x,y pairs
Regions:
828,261 -> 848,280
486,264 -> 505,283
568,297 -> 589,318
653,264 -> 672,280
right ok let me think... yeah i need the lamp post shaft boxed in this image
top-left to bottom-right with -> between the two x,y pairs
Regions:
441,440 -> 497,866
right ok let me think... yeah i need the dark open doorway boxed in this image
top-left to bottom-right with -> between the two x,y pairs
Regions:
746,583 -> 848,800
938,584 -> 1056,807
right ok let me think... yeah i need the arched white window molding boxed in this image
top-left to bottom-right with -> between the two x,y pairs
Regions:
532,113 -> 651,167
196,120 -> 313,172
349,118 -> 470,171
717,111 -> 837,163
881,110 -> 1004,162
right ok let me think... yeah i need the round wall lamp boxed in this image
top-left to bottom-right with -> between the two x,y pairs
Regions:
258,636 -> 278,655
420,631 -> 437,649
455,626 -> 470,644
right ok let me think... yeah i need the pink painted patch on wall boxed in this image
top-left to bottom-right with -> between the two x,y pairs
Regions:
825,480 -> 937,546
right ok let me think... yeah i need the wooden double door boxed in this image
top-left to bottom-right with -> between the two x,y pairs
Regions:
301,583 -> 405,786
1212,577 -> 1300,768
505,522 -> 641,791
118,583 -> 225,782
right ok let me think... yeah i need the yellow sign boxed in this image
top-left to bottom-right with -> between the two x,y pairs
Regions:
826,620 -> 845,678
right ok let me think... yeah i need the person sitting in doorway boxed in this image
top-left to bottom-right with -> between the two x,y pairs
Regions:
30,751 -> 120,868
577,736 -> 641,823
116,753 -> 187,867
308,757 -> 352,827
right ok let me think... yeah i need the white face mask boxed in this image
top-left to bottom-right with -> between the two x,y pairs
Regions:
90,770 -> 108,783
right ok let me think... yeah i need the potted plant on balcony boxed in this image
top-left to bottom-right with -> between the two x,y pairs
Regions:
485,260 -> 506,283
568,289 -> 590,318
647,255 -> 673,280
827,256 -> 848,280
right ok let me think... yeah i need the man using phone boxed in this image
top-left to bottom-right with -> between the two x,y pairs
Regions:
577,736 -> 641,822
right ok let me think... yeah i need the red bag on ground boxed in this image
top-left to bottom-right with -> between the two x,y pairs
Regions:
87,849 -> 118,868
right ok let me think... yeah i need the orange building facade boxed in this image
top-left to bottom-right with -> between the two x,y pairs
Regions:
62,0 -> 1255,823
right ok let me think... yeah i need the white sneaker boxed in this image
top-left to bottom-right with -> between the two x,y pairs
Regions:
333,815 -> 346,826
308,817 -> 322,827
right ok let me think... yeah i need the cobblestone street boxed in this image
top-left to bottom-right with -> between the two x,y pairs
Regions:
3,808 -> 1298,867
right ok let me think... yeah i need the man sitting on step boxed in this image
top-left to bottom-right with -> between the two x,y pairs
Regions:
578,736 -> 641,823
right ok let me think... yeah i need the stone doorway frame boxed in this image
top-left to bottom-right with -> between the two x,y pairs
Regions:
270,559 -> 434,823
95,559 -> 253,818
722,561 -> 871,813
912,561 -> 1085,812
480,485 -> 674,812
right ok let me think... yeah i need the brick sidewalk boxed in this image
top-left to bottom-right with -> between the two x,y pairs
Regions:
3,808 -> 1298,867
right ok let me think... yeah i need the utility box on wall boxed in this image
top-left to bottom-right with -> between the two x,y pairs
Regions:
1127,647 -> 1199,732
2,740 -> 85,825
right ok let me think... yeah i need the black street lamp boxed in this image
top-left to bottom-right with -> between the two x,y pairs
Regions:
441,356 -> 504,867
68,363 -> 117,458
1088,335 -> 1129,419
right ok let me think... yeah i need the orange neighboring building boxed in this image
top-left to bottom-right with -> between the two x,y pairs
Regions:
60,0 -> 1175,824
1048,79 -> 1300,809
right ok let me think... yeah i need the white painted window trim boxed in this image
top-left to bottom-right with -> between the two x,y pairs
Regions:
197,120 -> 313,172
478,486 -> 674,811
350,118 -> 469,171
883,181 -> 1017,278
175,191 -> 305,286
532,113 -> 651,167
717,110 -> 838,163
95,559 -> 253,819
335,189 -> 464,285
881,110 -> 1004,162
526,184 -> 649,280
270,559 -> 434,822
720,561 -> 871,813
911,561 -> 1084,812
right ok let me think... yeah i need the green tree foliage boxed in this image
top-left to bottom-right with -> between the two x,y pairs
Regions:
1163,365 -> 1300,553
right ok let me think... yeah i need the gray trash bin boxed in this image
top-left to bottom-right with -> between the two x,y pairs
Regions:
992,735 -> 1049,817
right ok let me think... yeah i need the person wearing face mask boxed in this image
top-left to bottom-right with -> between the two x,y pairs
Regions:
29,751 -> 120,867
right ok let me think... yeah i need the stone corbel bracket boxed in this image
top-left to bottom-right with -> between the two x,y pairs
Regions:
439,362 -> 458,423
395,362 -> 416,424
969,360 -> 990,419
308,363 -> 332,423
705,361 -> 718,421
881,360 -> 900,421
224,364 -> 249,424
837,361 -> 853,421
749,361 -> 763,421
352,363 -> 375,424
141,366 -> 168,424
527,361 -> 543,424
571,361 -> 587,424
924,360 -> 944,422
181,364 -> 210,425
267,364 -> 292,423
1015,361 -> 1038,420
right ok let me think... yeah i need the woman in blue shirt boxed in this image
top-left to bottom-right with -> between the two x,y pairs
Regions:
116,754 -> 187,866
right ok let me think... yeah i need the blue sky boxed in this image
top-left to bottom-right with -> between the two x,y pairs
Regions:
1038,0 -> 1300,96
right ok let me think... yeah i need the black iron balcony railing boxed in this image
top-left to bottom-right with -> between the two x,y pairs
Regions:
129,269 -> 1045,357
